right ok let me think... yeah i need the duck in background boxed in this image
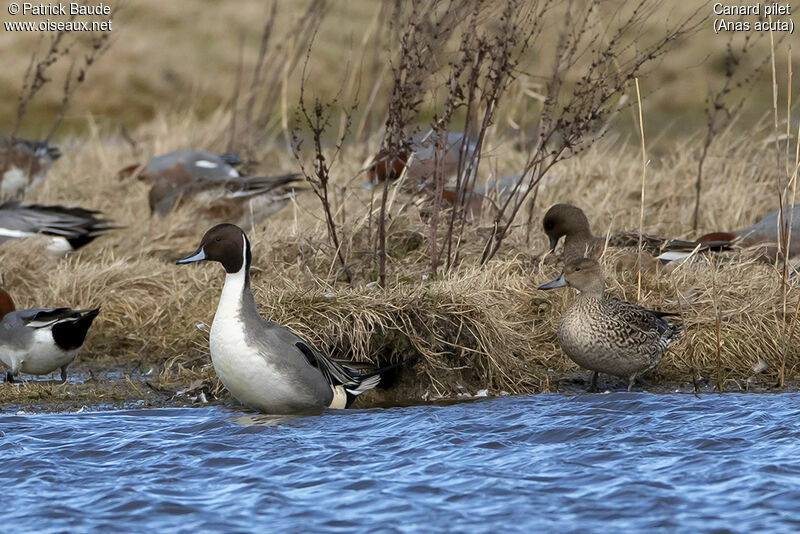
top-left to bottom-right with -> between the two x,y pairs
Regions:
367,132 -> 477,189
538,257 -> 682,392
176,223 -> 389,415
0,288 -> 99,382
117,149 -> 244,186
118,149 -> 305,224
0,137 -> 62,200
697,204 -> 800,262
542,203 -> 710,266
0,200 -> 116,256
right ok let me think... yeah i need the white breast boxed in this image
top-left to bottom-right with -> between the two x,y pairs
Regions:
1,167 -> 28,197
209,266 -> 298,412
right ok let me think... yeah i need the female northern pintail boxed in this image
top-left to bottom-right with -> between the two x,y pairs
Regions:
538,258 -> 682,391
0,200 -> 116,255
542,203 -> 705,264
0,137 -> 61,200
0,288 -> 99,382
176,224 -> 381,415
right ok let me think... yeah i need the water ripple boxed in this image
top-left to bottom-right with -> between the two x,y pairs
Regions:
2,394 -> 800,532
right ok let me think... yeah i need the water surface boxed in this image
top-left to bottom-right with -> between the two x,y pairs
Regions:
2,393 -> 800,533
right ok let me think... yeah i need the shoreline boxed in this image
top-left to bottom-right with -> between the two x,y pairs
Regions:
1,360 -> 796,414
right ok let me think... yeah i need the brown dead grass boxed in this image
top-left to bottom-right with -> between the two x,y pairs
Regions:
1,108 -> 798,404
0,1 -> 782,139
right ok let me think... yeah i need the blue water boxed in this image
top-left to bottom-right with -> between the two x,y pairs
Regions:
2,393 -> 800,533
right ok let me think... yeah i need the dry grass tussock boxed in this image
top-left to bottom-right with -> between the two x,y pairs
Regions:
1,113 -> 799,401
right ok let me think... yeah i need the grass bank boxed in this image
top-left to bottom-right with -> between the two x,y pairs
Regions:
1,112 -> 798,408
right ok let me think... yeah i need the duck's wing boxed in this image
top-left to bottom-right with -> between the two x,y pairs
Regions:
14,307 -> 97,328
217,152 -> 242,168
0,201 -> 117,249
170,173 -> 304,202
607,298 -> 679,319
603,298 -> 682,340
220,173 -> 305,199
293,339 -> 379,393
607,232 -> 706,255
258,321 -> 381,399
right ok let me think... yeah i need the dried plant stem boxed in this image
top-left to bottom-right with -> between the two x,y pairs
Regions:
711,259 -> 724,393
768,15 -> 781,170
635,78 -> 646,303
778,51 -> 800,388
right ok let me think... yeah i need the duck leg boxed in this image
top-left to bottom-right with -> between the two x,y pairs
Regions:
627,374 -> 636,392
60,365 -> 68,382
5,371 -> 14,383
587,371 -> 599,392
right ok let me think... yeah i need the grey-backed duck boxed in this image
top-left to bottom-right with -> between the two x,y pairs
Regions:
0,288 -> 99,382
176,224 -> 382,415
697,204 -> 800,261
0,200 -> 116,255
119,149 -> 304,224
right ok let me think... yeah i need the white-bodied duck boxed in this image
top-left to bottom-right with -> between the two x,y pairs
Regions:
176,224 -> 381,415
0,200 -> 116,255
0,288 -> 99,382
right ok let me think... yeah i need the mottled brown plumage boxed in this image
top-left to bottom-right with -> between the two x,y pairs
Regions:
538,258 -> 681,391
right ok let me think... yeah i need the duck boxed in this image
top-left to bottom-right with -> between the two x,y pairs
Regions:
0,137 -> 62,200
0,288 -> 99,382
117,150 -> 243,184
542,203 -> 706,265
697,204 -> 800,261
118,149 -> 304,222
367,132 -> 477,189
537,257 -> 682,392
0,200 -> 116,255
176,223 -> 382,415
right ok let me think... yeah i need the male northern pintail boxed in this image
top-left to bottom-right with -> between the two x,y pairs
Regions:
538,257 -> 682,391
0,288 -> 99,382
119,149 -> 304,223
0,200 -> 116,255
0,137 -> 62,200
697,204 -> 800,261
542,203 -> 706,264
176,224 -> 382,415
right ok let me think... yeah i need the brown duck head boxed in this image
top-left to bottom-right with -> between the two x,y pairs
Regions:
537,257 -> 605,297
542,203 -> 592,252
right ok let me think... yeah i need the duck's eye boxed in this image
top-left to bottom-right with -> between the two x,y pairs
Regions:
215,237 -> 222,242
574,267 -> 581,271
